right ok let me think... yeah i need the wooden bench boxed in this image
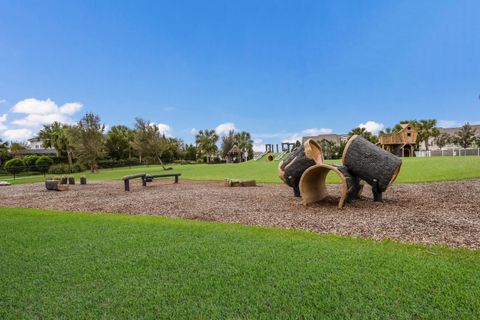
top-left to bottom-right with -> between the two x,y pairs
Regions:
122,173 -> 181,191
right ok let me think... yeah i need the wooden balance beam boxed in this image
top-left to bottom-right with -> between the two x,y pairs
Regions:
122,173 -> 181,191
145,173 -> 181,184
122,173 -> 147,191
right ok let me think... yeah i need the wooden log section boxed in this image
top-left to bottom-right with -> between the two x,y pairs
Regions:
45,180 -> 69,191
342,135 -> 402,201
278,139 -> 324,197
299,164 -> 363,209
80,176 -> 87,185
224,179 -> 256,187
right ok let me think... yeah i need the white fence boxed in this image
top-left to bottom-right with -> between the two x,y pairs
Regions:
415,148 -> 480,157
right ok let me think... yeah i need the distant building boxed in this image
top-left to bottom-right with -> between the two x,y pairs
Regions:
302,134 -> 349,145
425,124 -> 480,150
12,137 -> 58,156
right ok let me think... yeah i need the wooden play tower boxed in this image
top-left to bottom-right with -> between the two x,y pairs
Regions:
378,123 -> 418,157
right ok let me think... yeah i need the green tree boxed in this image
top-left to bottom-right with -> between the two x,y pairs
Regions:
131,118 -> 161,163
39,122 -> 74,167
68,113 -> 106,172
318,139 -> 336,159
234,131 -> 254,160
453,123 -> 477,148
23,155 -> 40,171
9,142 -> 27,152
348,127 -> 378,144
105,125 -> 134,160
434,133 -> 451,149
184,144 -> 197,161
35,156 -> 54,173
0,139 -> 10,166
4,158 -> 24,176
221,130 -> 236,158
195,129 -> 218,163
416,119 -> 439,151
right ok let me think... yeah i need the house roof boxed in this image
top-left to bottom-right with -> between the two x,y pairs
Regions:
227,145 -> 242,154
12,149 -> 58,156
438,124 -> 480,136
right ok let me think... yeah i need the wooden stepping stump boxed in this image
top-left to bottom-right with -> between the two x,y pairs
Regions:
45,180 -> 69,191
80,176 -> 87,185
342,135 -> 402,201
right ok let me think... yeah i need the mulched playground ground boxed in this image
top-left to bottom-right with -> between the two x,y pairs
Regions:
1,179 -> 479,249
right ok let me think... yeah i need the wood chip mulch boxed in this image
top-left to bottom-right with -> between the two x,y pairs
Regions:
1,179 -> 479,249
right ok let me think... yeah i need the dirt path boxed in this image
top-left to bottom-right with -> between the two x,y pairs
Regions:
1,179 -> 479,249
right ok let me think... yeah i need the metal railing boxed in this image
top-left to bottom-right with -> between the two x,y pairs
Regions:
415,148 -> 480,157
0,165 -> 51,181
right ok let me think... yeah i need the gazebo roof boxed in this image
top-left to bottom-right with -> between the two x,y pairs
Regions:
227,145 -> 242,154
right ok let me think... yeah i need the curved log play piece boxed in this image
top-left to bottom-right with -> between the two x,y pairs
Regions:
267,154 -> 274,161
299,164 -> 363,208
342,135 -> 402,201
278,139 -> 323,197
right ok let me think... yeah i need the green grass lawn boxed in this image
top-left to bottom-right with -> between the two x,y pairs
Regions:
2,156 -> 480,185
1,208 -> 479,319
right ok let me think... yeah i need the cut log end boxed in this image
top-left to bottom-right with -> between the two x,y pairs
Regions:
299,164 -> 363,209
342,135 -> 402,192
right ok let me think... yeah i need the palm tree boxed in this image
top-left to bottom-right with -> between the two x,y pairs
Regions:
417,119 -> 439,151
38,122 -> 74,167
348,127 -> 378,144
234,131 -> 253,160
195,129 -> 218,163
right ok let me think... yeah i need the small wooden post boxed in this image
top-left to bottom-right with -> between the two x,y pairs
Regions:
174,175 -> 179,183
142,177 -> 147,187
80,176 -> 87,185
124,179 -> 130,192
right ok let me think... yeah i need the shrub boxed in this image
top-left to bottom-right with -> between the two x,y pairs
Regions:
35,156 -> 54,173
48,164 -> 72,174
47,163 -> 85,174
23,155 -> 40,171
4,158 -> 25,175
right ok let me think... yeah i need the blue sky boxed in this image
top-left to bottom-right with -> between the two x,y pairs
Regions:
0,0 -> 479,149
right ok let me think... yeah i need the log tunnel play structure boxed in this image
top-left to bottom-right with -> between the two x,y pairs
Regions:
278,135 -> 402,208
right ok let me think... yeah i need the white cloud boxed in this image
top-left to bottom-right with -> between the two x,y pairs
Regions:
215,122 -> 236,135
302,128 -> 333,136
11,98 -> 59,115
283,133 -> 303,143
12,113 -> 73,127
0,114 -> 7,122
438,120 -> 461,128
163,106 -> 175,112
2,128 -> 33,141
359,121 -> 384,134
9,98 -> 83,129
190,128 -> 197,135
60,102 -> 83,115
252,138 -> 264,152
0,123 -> 7,132
157,123 -> 172,137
